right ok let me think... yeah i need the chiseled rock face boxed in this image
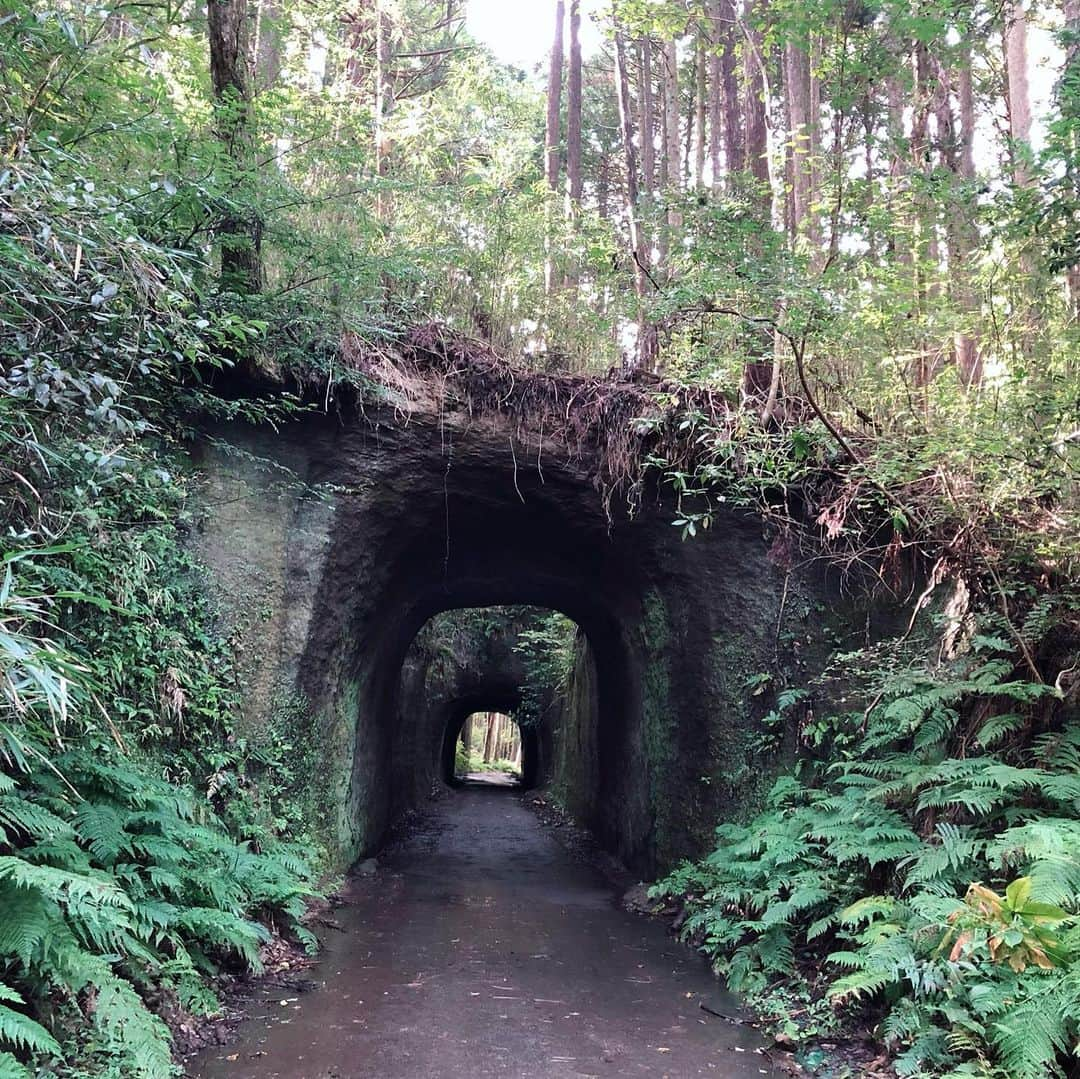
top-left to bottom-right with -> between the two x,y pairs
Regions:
190,402 -> 835,876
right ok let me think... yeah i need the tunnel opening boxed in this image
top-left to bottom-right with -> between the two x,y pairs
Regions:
452,711 -> 523,786
239,402 -> 822,876
397,606 -> 584,805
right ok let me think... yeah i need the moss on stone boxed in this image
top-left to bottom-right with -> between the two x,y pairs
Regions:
641,590 -> 680,866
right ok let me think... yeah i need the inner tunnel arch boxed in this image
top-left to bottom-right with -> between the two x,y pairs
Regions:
437,701 -> 540,789
390,601 -> 612,819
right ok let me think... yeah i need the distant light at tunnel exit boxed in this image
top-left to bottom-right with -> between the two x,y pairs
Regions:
466,0 -> 604,71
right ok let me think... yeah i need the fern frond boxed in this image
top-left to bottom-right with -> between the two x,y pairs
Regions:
0,992 -> 60,1057
0,881 -> 53,965
0,797 -> 71,843
0,1050 -> 33,1079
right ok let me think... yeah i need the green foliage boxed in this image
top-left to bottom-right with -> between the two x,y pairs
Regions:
656,625 -> 1080,1076
0,12 -> 324,1075
0,563 -> 319,1078
512,612 -> 577,728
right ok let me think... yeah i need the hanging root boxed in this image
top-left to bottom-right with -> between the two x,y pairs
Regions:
339,322 -> 737,509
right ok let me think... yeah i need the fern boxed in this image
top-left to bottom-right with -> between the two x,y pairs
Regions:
0,1052 -> 32,1079
0,987 -> 59,1057
658,614 -> 1080,1078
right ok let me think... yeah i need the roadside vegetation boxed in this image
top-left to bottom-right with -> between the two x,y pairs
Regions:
455,713 -> 523,778
1,0 -> 1077,1076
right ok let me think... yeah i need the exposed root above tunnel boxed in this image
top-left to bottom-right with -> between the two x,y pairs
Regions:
339,323 -> 740,512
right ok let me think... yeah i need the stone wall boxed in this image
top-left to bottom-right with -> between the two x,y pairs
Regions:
189,403 -> 840,876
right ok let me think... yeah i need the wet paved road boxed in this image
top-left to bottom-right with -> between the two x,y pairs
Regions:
189,787 -> 783,1078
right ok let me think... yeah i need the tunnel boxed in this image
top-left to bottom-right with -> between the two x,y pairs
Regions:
194,381 -> 835,876
439,705 -> 540,789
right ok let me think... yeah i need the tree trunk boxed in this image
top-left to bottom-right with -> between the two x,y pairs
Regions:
614,27 -> 652,367
545,0 -> 566,192
945,38 -> 982,387
784,38 -> 812,244
718,0 -> 743,181
1064,0 -> 1080,315
252,0 -> 282,90
638,37 -> 656,271
460,715 -> 473,757
661,37 -> 681,272
1003,0 -> 1044,353
374,0 -> 394,222
639,38 -> 656,201
483,712 -> 498,764
207,0 -> 262,292
597,152 -> 611,220
706,0 -> 723,189
544,0 -> 566,295
1003,0 -> 1034,188
567,0 -> 583,206
910,40 -> 940,392
694,27 -> 707,188
742,0 -> 770,215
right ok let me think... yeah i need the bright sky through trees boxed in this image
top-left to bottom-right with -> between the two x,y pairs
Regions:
466,0 -> 604,69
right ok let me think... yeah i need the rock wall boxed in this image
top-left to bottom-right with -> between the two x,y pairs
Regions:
189,402 -> 839,876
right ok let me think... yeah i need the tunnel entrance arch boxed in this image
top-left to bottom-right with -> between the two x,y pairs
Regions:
394,603 -> 608,825
197,369 -> 829,876
286,404 -> 813,875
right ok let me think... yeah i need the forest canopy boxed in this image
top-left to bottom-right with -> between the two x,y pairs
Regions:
0,0 -> 1078,1076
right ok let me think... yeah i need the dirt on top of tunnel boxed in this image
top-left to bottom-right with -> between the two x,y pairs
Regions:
335,323 -> 741,506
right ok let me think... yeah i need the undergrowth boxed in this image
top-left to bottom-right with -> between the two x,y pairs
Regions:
655,563 -> 1079,1075
0,89 -> 322,1079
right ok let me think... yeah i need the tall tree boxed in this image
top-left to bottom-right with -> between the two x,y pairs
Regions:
742,0 -> 770,214
693,25 -> 708,188
207,0 -> 262,292
545,0 -> 566,294
660,36 -> 681,270
546,0 -> 567,192
706,0 -> 723,188
639,38 -> 657,199
1003,0 -> 1034,188
567,0 -> 583,207
374,0 -> 393,222
483,712 -> 498,763
784,37 -> 813,243
940,36 -> 981,386
638,36 -> 657,271
716,0 -> 743,182
614,26 -> 652,366
1062,0 -> 1080,314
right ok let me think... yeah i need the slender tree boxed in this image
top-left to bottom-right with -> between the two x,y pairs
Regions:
706,0 -> 723,188
693,25 -> 707,188
1063,0 -> 1080,314
374,0 -> 393,222
614,26 -> 652,366
639,38 -> 657,199
1003,0 -> 1034,188
742,0 -> 770,214
545,0 -> 567,193
545,0 -> 566,294
660,37 -> 681,271
567,0 -> 583,207
784,37 -> 812,243
207,0 -> 262,292
717,0 -> 743,181
483,712 -> 498,763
